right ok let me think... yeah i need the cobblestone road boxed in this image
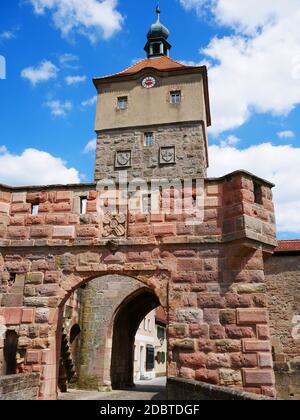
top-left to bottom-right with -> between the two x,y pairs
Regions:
59,377 -> 167,401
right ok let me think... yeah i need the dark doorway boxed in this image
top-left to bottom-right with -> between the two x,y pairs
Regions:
4,330 -> 18,375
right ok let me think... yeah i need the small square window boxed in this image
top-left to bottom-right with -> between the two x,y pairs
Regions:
254,181 -> 263,205
31,204 -> 39,215
117,96 -> 128,110
170,91 -> 181,104
144,132 -> 154,147
80,197 -> 88,215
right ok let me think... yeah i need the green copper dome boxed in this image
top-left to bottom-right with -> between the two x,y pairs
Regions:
147,4 -> 170,40
144,4 -> 172,58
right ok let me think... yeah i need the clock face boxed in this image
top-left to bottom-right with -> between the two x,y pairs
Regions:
142,76 -> 156,89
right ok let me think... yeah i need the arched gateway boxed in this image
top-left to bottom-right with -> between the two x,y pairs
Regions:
0,6 -> 277,400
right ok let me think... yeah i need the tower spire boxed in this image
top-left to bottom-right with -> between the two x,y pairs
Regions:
144,2 -> 171,58
156,3 -> 161,22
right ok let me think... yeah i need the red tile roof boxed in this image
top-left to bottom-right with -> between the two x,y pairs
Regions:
275,240 -> 300,252
95,56 -> 203,81
156,306 -> 167,325
118,56 -> 188,75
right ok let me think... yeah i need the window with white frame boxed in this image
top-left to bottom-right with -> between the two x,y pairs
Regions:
117,96 -> 128,110
170,90 -> 181,104
144,132 -> 154,147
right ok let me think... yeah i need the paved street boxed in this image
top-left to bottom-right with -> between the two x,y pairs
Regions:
58,377 -> 167,401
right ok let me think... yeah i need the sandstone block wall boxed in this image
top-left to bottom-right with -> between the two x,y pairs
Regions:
0,171 -> 277,399
265,254 -> 300,399
94,122 -> 208,181
167,377 -> 273,400
0,373 -> 40,400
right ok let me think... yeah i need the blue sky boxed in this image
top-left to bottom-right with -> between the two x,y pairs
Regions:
0,0 -> 299,239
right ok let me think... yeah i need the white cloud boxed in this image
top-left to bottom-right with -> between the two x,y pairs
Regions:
180,0 -> 300,134
0,31 -> 16,40
0,146 -> 8,154
208,142 -> 300,234
81,95 -> 97,107
0,26 -> 19,41
45,100 -> 72,116
220,134 -> 240,148
0,148 -> 80,186
65,75 -> 87,85
21,60 -> 58,86
28,0 -> 124,42
277,130 -> 295,139
59,53 -> 79,69
83,139 -> 96,153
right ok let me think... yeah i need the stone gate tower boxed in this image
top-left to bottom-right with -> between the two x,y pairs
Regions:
93,6 -> 210,181
0,6 -> 277,400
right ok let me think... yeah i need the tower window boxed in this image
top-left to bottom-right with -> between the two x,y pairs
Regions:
31,204 -> 39,215
153,43 -> 161,55
170,91 -> 181,104
254,181 -> 263,205
144,132 -> 154,147
117,96 -> 128,110
80,197 -> 88,215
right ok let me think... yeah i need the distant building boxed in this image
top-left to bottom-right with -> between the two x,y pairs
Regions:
134,310 -> 156,381
154,307 -> 167,378
134,307 -> 167,380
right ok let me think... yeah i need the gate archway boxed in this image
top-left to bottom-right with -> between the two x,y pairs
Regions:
111,287 -> 161,389
55,272 -> 167,395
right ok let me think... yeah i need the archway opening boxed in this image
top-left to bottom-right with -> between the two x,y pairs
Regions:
110,288 -> 161,389
56,273 -> 168,400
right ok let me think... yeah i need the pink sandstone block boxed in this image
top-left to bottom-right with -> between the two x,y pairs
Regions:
243,340 -> 272,353
53,226 -> 75,238
56,191 -> 72,202
0,202 -> 10,214
21,308 -> 35,324
257,325 -> 271,340
12,192 -> 26,203
52,202 -> 72,212
2,308 -> 22,325
243,369 -> 275,386
258,353 -> 274,369
237,309 -> 268,325
26,350 -> 42,364
152,223 -> 176,237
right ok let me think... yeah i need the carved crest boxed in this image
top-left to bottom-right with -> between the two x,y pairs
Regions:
160,146 -> 176,164
115,151 -> 131,168
102,212 -> 127,238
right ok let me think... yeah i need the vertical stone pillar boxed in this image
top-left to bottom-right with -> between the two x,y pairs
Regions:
22,307 -> 59,400
167,244 -> 276,398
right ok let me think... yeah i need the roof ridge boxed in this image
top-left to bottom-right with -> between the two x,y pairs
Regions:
117,58 -> 148,75
278,239 -> 300,242
94,56 -> 193,81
